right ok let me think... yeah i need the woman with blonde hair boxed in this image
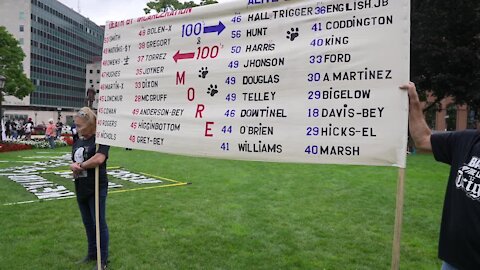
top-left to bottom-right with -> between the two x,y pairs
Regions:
69,107 -> 109,270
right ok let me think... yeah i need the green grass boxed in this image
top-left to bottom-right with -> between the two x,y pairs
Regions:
0,147 -> 449,269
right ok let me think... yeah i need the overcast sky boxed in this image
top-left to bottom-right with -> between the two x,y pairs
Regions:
58,0 -> 234,25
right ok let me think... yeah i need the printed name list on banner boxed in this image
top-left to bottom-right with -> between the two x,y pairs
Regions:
97,0 -> 410,168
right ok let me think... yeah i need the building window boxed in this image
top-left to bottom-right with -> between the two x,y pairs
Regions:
19,38 -> 24,45
446,104 -> 457,131
19,12 -> 25,20
89,80 -> 93,83
90,70 -> 93,73
97,70 -> 100,73
19,25 -> 24,32
467,108 -> 479,129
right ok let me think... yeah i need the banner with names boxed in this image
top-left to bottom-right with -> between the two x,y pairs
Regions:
96,0 -> 410,168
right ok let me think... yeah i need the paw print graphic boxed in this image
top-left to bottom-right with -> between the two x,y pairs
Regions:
207,84 -> 218,97
286,27 -> 299,41
198,67 -> 209,78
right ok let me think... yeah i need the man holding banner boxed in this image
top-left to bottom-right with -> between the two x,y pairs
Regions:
402,82 -> 480,270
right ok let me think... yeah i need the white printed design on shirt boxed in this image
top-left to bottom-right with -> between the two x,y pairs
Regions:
456,156 -> 480,201
73,147 -> 87,178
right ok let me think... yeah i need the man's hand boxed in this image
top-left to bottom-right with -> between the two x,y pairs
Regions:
400,82 -> 418,101
400,82 -> 432,151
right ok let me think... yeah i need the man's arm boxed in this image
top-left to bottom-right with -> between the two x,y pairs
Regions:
400,82 -> 432,151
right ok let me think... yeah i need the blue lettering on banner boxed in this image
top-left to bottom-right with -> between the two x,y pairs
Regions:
248,0 -> 279,6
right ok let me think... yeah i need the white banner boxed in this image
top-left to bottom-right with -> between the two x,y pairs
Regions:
97,0 -> 410,168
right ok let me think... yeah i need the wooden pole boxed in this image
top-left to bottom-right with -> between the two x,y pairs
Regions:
95,144 -> 101,270
391,168 -> 406,270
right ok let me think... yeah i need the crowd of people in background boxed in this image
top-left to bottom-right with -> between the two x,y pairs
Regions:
2,118 -> 68,137
3,118 -> 34,140
2,117 -> 69,149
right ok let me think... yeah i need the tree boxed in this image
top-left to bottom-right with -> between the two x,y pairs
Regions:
0,26 -> 34,100
0,26 -> 34,126
200,0 -> 218,5
144,0 -> 217,13
411,0 -> 480,116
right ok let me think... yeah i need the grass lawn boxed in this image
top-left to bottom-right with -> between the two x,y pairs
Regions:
0,147 -> 449,269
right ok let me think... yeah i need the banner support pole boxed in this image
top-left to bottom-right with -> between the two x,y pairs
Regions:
391,167 -> 406,270
95,143 -> 101,270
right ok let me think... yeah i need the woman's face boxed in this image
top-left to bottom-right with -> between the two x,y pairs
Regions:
74,116 -> 90,137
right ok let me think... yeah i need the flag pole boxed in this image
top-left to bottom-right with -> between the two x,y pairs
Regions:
391,167 -> 405,270
95,143 -> 101,270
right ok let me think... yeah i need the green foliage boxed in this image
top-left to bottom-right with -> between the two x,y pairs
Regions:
200,0 -> 219,5
0,26 -> 34,100
10,138 -> 68,149
411,0 -> 480,111
0,148 -> 447,269
144,0 -> 218,13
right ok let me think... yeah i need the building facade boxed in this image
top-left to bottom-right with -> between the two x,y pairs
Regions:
85,58 -> 101,110
422,94 -> 478,132
0,0 -> 103,125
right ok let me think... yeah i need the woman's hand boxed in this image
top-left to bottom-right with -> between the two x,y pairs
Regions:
70,162 -> 84,174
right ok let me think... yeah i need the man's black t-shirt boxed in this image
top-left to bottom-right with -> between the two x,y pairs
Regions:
431,130 -> 480,270
71,136 -> 109,201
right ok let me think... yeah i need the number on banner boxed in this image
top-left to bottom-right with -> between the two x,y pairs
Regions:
221,126 -> 233,134
231,30 -> 241,38
307,73 -> 321,82
312,23 -> 322,32
224,110 -> 236,117
231,15 -> 242,23
228,61 -> 239,68
225,77 -> 236,85
197,46 -> 219,59
225,93 -> 236,101
231,46 -> 241,54
307,91 -> 321,100
220,143 -> 230,151
182,23 -> 202,37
